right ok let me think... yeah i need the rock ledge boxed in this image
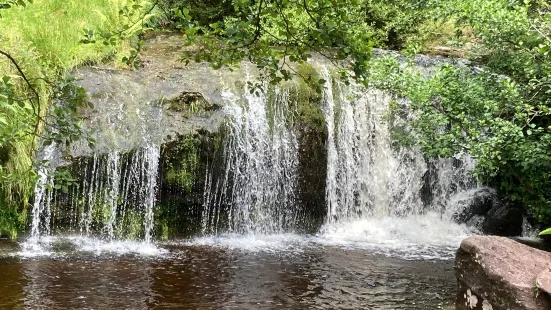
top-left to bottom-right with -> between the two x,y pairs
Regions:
455,235 -> 551,310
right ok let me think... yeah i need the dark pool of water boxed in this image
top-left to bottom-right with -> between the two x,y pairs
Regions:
0,239 -> 456,310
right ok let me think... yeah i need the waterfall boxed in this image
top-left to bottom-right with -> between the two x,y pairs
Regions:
319,67 -> 476,251
202,84 -> 299,235
24,63 -> 481,255
25,145 -> 160,245
29,143 -> 56,241
142,145 -> 160,243
322,69 -> 429,221
105,152 -> 121,239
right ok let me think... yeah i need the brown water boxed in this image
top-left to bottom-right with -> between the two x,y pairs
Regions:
0,237 -> 456,310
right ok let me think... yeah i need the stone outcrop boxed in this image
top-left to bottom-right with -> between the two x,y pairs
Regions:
481,202 -> 523,236
452,188 -> 495,224
447,186 -> 524,237
537,268 -> 551,297
455,235 -> 551,310
71,35 -> 234,157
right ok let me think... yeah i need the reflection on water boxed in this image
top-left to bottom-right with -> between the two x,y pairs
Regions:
0,238 -> 455,310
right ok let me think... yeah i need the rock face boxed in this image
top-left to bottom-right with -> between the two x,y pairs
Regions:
482,202 -> 523,236
447,186 -> 524,237
451,188 -> 495,223
455,235 -> 551,310
71,35 -> 235,157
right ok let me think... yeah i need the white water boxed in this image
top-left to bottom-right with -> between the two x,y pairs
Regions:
18,236 -> 167,258
24,144 -> 161,256
317,67 -> 478,257
105,152 -> 121,239
316,213 -> 472,260
187,233 -> 307,253
29,143 -> 56,241
142,145 -> 160,243
202,82 -> 299,235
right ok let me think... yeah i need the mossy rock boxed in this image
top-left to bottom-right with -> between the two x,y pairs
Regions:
164,91 -> 221,114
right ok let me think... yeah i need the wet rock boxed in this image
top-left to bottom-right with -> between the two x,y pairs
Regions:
537,268 -> 551,296
71,34 -> 246,157
466,215 -> 485,231
455,235 -> 551,310
452,188 -> 495,223
513,236 -> 551,252
482,202 -> 523,236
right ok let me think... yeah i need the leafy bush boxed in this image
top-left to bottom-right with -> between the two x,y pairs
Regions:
368,0 -> 551,225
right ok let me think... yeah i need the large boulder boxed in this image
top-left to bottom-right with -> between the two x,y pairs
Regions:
451,188 -> 496,223
447,187 -> 525,237
455,235 -> 551,310
482,202 -> 523,236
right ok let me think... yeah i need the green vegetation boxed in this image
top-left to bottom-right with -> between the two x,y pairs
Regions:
117,209 -> 144,239
365,0 -> 551,225
0,0 -> 154,237
163,136 -> 199,192
292,63 -> 325,135
540,227 -> 551,236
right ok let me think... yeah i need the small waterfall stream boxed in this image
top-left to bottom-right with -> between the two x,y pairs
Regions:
29,143 -> 56,241
322,69 -> 477,221
23,144 -> 162,254
105,151 -> 121,239
202,82 -> 299,235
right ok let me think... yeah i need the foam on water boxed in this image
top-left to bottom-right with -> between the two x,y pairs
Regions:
186,234 -> 309,253
184,215 -> 473,260
69,236 -> 167,256
18,240 -> 55,258
18,236 -> 167,258
317,212 -> 473,260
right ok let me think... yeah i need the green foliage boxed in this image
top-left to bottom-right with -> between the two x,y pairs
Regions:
539,227 -> 551,236
0,0 -> 153,238
0,0 -> 32,17
79,0 -> 157,69
117,209 -> 143,239
173,0 -> 374,88
164,136 -> 198,192
158,0 -> 234,27
369,0 -> 551,224
361,0 -> 432,49
292,63 -> 325,134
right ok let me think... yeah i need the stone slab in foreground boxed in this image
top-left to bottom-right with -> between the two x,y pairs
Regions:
455,235 -> 551,310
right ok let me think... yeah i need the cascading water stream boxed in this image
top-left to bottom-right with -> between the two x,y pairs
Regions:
105,152 -> 121,239
318,66 -> 478,256
142,145 -> 160,243
23,101 -> 162,255
29,143 -> 56,241
202,81 -> 299,235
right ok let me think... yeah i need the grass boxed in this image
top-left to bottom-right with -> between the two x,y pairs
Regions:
0,0 -> 150,73
0,0 -> 153,238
